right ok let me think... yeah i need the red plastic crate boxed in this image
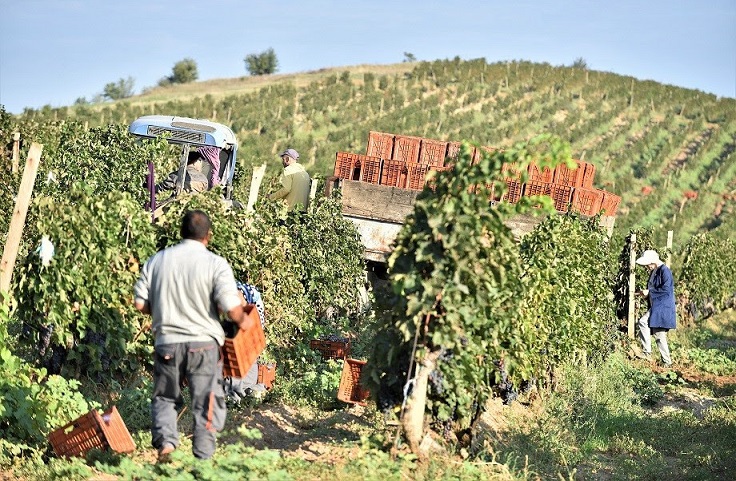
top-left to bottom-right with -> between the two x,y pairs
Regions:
356,156 -> 382,184
523,180 -> 551,197
393,135 -> 422,163
257,362 -> 276,390
337,359 -> 370,406
366,131 -> 394,159
333,152 -> 362,180
571,188 -> 604,216
580,161 -> 596,189
553,161 -> 584,187
380,159 -> 407,187
48,406 -> 135,458
223,304 -> 266,378
501,179 -> 522,204
426,165 -> 453,191
549,184 -> 574,212
419,138 -> 449,167
599,190 -> 621,216
446,141 -> 462,164
527,162 -> 554,183
406,162 -> 432,190
501,162 -> 523,181
309,339 -> 351,360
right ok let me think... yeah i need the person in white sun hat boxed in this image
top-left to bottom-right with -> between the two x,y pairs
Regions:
635,249 -> 676,367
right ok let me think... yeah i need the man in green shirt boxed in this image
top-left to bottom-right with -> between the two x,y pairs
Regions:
270,148 -> 311,211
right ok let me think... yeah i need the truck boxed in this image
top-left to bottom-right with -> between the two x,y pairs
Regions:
128,115 -> 239,217
326,131 -> 619,266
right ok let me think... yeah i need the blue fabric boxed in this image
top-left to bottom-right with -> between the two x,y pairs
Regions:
236,282 -> 265,327
646,265 -> 676,329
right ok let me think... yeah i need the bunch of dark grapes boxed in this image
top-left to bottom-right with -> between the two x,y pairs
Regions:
319,333 -> 349,343
493,359 -> 519,405
84,330 -> 111,375
428,369 -> 445,395
46,345 -> 66,375
377,382 -> 402,414
38,323 -> 54,357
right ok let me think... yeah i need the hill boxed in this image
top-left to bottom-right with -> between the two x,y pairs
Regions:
9,58 -> 736,246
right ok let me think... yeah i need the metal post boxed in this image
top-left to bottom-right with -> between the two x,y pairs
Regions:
627,233 -> 637,338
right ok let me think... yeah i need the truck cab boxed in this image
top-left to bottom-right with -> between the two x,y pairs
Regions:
128,115 -> 238,215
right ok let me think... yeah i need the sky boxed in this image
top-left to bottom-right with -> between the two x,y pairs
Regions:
1,0 -> 735,114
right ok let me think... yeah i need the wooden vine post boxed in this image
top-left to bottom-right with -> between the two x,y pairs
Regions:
1,143 -> 43,293
627,233 -> 637,338
246,164 -> 267,212
666,230 -> 673,268
11,132 -> 20,173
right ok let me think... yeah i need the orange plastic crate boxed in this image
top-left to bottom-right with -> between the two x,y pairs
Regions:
501,162 -> 523,181
446,141 -> 462,164
553,161 -> 584,187
309,339 -> 351,360
222,304 -> 266,378
380,159 -> 407,187
358,156 -> 382,184
599,190 -> 621,216
527,162 -> 554,183
333,152 -> 363,180
393,135 -> 422,163
366,131 -> 394,159
426,165 -> 454,191
257,362 -> 276,390
523,180 -> 551,198
580,161 -> 596,189
48,406 -> 135,458
571,188 -> 604,216
337,359 -> 370,405
406,162 -> 432,190
549,184 -> 574,212
418,138 -> 449,167
501,179 -> 522,204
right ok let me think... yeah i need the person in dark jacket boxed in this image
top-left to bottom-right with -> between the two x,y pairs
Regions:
635,249 -> 676,366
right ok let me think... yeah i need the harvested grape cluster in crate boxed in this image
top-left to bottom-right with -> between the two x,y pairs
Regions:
309,334 -> 351,360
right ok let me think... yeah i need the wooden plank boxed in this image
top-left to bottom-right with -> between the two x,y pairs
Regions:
627,233 -> 637,338
246,164 -> 267,212
341,180 -> 419,223
666,230 -> 673,268
1,143 -> 43,293
11,132 -> 20,173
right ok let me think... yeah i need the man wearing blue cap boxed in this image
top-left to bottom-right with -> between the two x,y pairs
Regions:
270,148 -> 311,211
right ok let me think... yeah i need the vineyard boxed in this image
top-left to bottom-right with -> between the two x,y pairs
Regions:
0,58 -> 735,480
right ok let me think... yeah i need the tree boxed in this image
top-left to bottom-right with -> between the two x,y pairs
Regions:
171,58 -> 198,84
102,77 -> 135,101
244,48 -> 279,76
403,52 -> 417,62
572,57 -> 588,69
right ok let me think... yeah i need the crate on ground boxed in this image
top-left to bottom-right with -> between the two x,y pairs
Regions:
472,145 -> 497,165
527,162 -> 554,183
380,159 -> 407,187
393,135 -> 422,163
366,131 -> 394,159
501,179 -> 522,204
310,336 -> 351,360
223,304 -> 265,378
599,190 -> 621,216
501,162 -> 523,181
549,184 -> 574,212
553,161 -> 584,187
257,362 -> 277,390
406,162 -> 432,191
580,161 -> 596,189
337,359 -> 370,405
419,138 -> 449,167
571,188 -> 604,216
48,406 -> 135,458
523,180 -> 551,198
333,152 -> 362,180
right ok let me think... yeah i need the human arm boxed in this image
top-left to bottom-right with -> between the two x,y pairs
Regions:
269,172 -> 293,200
155,171 -> 178,193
